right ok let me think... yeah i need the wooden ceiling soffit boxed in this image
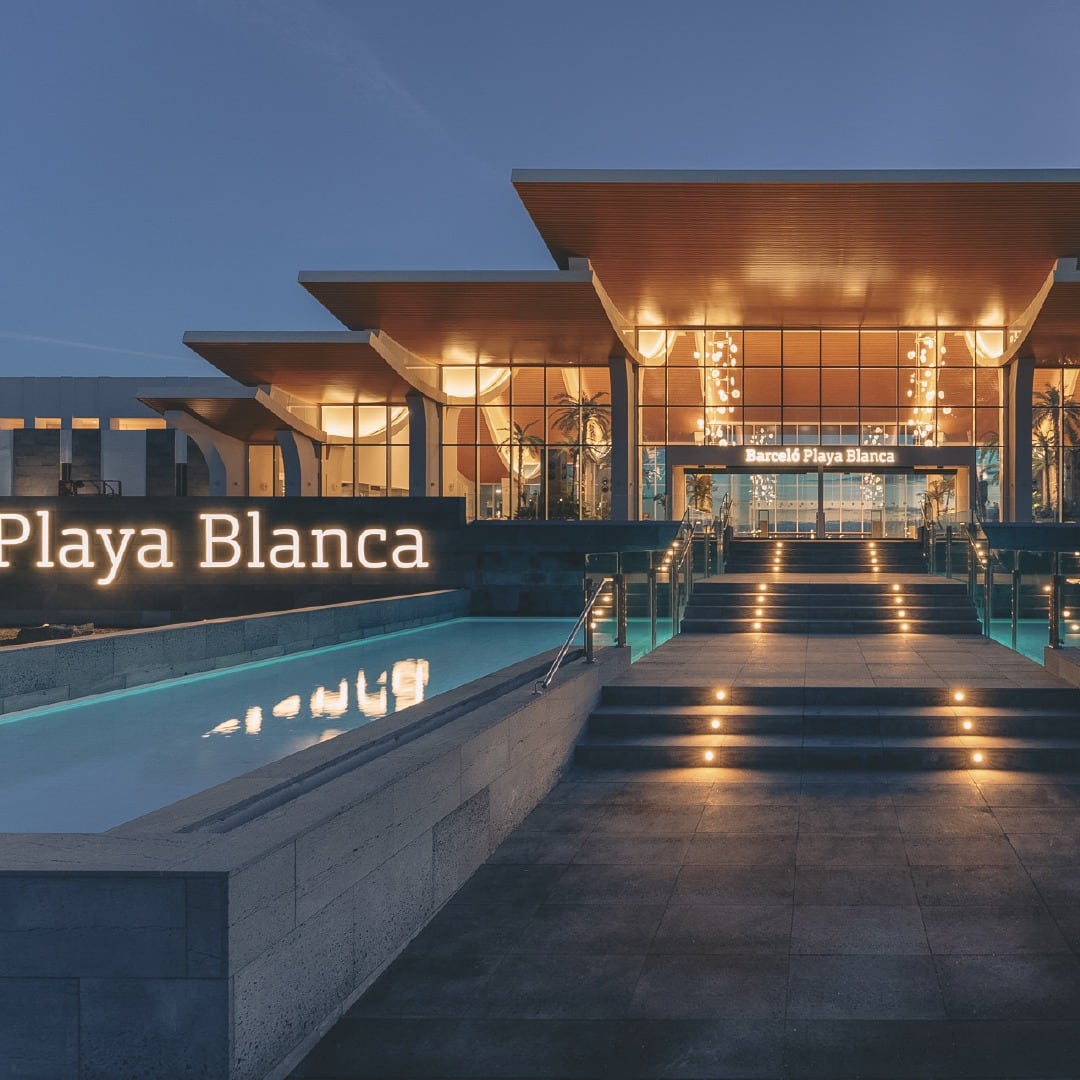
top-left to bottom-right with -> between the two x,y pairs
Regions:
296,269 -> 641,366
511,172 -> 1080,327
181,331 -> 445,405
138,385 -> 327,444
1015,259 -> 1080,364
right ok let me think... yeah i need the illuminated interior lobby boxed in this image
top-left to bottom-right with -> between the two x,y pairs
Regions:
6,169 -> 1080,536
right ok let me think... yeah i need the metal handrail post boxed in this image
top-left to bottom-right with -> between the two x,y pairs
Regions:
982,553 -> 992,636
967,536 -> 976,601
671,564 -> 678,639
648,567 -> 657,651
1011,550 -> 1020,652
944,526 -> 953,580
1050,552 -> 1064,649
584,577 -> 595,662
615,573 -> 627,648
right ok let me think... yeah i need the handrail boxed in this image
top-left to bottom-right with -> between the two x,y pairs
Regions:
535,576 -> 611,693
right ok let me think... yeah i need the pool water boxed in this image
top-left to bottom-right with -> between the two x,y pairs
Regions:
0,617 -> 581,834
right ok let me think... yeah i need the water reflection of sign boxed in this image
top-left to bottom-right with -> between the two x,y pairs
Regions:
0,510 -> 429,585
202,658 -> 431,738
743,447 -> 897,467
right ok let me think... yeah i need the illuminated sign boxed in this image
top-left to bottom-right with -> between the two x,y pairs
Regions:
0,510 -> 429,586
743,447 -> 897,467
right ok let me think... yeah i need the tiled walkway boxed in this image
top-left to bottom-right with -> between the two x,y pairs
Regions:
293,632 -> 1080,1079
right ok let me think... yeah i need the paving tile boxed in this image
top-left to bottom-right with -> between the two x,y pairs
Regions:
476,952 -> 643,1019
651,904 -> 792,954
487,833 -> 584,865
994,808 -> 1080,834
546,864 -> 679,905
697,804 -> 798,834
346,949 -> 501,1018
614,782 -> 714,805
976,784 -> 1080,808
934,953 -> 1080,1019
685,834 -> 797,866
923,906 -> 1071,954
707,782 -> 801,805
673,864 -> 795,905
896,805 -> 1003,836
782,1018 -> 958,1078
1049,906 -> 1080,952
448,864 -> 567,908
402,903 -> 536,961
628,953 -> 787,1019
911,864 -> 1043,906
593,803 -> 705,836
798,806 -> 899,834
515,804 -> 606,835
516,903 -> 664,955
904,834 -> 1022,866
1010,833 -> 1080,864
787,955 -> 946,1019
796,834 -> 909,866
1027,865 -> 1080,906
795,866 -> 916,906
791,905 -> 929,954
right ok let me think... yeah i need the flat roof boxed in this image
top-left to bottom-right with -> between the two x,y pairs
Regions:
298,268 -> 640,365
512,170 -> 1080,328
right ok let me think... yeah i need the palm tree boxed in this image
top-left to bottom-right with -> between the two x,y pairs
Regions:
688,473 -> 713,513
505,420 -> 543,518
1032,383 -> 1080,519
550,391 -> 612,516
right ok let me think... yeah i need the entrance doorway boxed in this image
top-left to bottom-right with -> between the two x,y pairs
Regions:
683,469 -> 960,538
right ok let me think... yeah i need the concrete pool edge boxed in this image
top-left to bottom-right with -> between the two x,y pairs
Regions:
0,588 -> 469,716
0,643 -> 630,1080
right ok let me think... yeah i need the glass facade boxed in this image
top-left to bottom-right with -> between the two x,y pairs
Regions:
320,404 -> 410,498
1031,362 -> 1080,521
638,327 -> 1006,526
441,365 -> 611,520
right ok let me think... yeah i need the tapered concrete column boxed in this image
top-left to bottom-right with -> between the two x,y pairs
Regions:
1005,354 -> 1035,522
608,354 -> 637,520
164,411 -> 246,496
407,391 -> 441,498
275,430 -> 321,496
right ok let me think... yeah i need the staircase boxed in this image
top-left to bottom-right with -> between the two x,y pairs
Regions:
574,684 -> 1080,771
681,538 -> 981,635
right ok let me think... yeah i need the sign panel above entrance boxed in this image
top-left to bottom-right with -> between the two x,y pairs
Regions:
664,444 -> 976,471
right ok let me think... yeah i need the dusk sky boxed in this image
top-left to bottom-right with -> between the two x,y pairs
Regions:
3,0 -> 1080,379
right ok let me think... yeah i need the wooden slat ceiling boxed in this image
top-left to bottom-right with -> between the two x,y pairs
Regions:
299,274 -> 632,365
182,337 -> 415,404
139,396 -> 298,444
1018,279 -> 1080,364
512,173 -> 1080,328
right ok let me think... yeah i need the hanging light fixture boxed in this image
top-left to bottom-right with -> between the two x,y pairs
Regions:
701,331 -> 740,445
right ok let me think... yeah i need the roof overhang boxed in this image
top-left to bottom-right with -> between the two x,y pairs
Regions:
1014,259 -> 1080,364
512,169 -> 1080,328
298,267 -> 641,366
138,382 -> 327,444
181,330 -> 443,404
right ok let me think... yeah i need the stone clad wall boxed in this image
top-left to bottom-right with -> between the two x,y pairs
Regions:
0,589 -> 468,715
0,645 -> 628,1079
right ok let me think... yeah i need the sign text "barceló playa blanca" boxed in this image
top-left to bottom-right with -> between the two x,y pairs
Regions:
0,511 -> 430,586
743,447 -> 897,466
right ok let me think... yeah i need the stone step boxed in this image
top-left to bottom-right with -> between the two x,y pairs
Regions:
574,732 -> 1080,771
588,704 -> 1080,737
680,617 -> 983,634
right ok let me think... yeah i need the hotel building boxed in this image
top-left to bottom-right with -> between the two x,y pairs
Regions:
4,170 -> 1080,536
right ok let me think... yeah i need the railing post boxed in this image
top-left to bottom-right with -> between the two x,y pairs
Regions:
615,572 -> 627,648
671,563 -> 679,639
648,566 -> 657,651
982,551 -> 992,636
944,526 -> 953,580
967,536 -> 976,602
584,577 -> 595,663
1011,550 -> 1021,652
1050,552 -> 1064,649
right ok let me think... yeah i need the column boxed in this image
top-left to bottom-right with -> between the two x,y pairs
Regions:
407,391 -> 441,498
608,354 -> 637,520
164,410 -> 246,496
1005,354 -> 1034,522
275,430 -> 321,496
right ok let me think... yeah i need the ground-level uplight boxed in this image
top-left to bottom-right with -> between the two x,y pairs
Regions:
704,750 -> 715,762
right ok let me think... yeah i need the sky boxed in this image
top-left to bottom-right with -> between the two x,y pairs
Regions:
3,0 -> 1080,379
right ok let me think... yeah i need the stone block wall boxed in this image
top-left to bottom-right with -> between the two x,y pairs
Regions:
0,589 -> 468,715
0,644 -> 628,1079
